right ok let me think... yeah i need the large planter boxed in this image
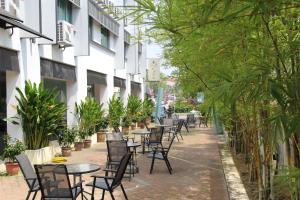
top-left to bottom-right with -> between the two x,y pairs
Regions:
97,131 -> 106,142
146,117 -> 151,125
25,146 -> 60,165
131,124 -> 136,130
122,126 -> 129,135
5,162 -> 20,176
138,122 -> 145,129
84,139 -> 91,148
74,142 -> 84,151
61,147 -> 72,157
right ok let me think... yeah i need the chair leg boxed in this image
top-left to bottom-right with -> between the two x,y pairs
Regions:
179,132 -> 183,140
120,184 -> 128,200
101,189 -> 105,200
32,191 -> 37,200
26,191 -> 31,200
150,153 -> 156,174
176,134 -> 180,142
109,190 -> 115,200
164,158 -> 172,174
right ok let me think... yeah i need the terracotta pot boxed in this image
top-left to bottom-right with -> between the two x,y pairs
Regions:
84,139 -> 92,148
74,142 -> 84,151
97,131 -> 106,142
146,117 -> 151,125
5,162 -> 20,176
131,124 -> 136,130
61,146 -> 72,157
138,122 -> 145,129
122,126 -> 129,135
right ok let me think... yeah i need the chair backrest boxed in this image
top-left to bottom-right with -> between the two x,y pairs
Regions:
165,134 -> 176,156
149,127 -> 163,144
176,120 -> 184,133
106,140 -> 128,163
163,118 -> 173,126
187,114 -> 195,124
106,132 -> 124,141
16,153 -> 37,189
34,164 -> 72,199
112,153 -> 132,187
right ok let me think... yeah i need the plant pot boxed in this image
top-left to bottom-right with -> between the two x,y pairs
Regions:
122,126 -> 129,135
131,124 -> 136,130
74,142 -> 84,151
61,147 -> 72,157
138,122 -> 145,129
84,139 -> 92,148
146,117 -> 151,125
97,131 -> 106,142
5,162 -> 20,176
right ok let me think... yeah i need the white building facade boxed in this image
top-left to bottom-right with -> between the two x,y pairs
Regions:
0,0 -> 147,152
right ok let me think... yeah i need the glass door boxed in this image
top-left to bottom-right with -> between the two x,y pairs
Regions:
0,72 -> 6,155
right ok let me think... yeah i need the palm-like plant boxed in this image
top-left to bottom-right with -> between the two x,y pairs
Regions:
75,97 -> 104,139
14,81 -> 67,150
108,95 -> 124,128
126,95 -> 142,123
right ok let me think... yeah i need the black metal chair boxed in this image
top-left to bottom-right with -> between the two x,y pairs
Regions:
145,127 -> 164,149
106,132 -> 134,142
34,164 -> 83,200
87,153 -> 132,200
148,134 -> 176,174
169,119 -> 184,141
106,140 -> 134,178
16,153 -> 40,200
186,114 -> 196,128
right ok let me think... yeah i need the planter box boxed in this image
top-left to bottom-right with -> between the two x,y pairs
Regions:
25,146 -> 60,164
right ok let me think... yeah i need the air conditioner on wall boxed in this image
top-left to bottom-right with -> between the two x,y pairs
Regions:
0,0 -> 5,9
57,20 -> 74,47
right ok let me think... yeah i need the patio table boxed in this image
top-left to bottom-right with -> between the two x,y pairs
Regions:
132,129 -> 150,154
67,163 -> 101,199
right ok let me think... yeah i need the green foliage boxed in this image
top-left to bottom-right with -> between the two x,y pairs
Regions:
169,101 -> 194,113
2,137 -> 25,162
14,81 -> 66,150
75,97 -> 104,138
126,95 -> 142,123
108,95 -> 124,128
96,116 -> 109,131
58,128 -> 77,147
137,97 -> 154,121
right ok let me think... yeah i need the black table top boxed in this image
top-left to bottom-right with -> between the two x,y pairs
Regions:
67,163 -> 101,175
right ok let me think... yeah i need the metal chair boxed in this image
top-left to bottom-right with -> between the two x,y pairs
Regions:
87,153 -> 132,200
148,134 -> 176,174
169,119 -> 184,141
34,164 -> 83,200
106,140 -> 134,178
186,114 -> 196,128
16,153 -> 40,200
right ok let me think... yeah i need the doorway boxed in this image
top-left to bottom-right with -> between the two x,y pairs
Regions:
0,72 -> 6,155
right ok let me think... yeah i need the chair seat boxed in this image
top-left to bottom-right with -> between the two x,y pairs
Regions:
86,179 -> 113,190
147,152 -> 165,160
47,186 -> 82,198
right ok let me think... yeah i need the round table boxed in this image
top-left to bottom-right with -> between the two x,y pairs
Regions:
67,163 -> 101,199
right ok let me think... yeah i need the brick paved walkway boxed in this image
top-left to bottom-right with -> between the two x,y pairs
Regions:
0,127 -> 229,200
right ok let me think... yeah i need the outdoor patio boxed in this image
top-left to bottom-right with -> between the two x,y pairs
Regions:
0,127 -> 229,200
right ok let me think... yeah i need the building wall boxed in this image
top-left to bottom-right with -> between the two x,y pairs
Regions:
0,0 -> 147,140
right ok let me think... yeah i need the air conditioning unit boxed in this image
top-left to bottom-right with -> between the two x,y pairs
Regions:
57,20 -> 74,47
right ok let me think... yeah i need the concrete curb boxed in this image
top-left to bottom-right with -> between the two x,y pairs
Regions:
218,135 -> 249,200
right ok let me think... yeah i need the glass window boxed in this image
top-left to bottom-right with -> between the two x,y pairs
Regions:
124,43 -> 129,59
43,79 -> 67,104
101,27 -> 110,49
58,0 -> 72,24
87,84 -> 95,98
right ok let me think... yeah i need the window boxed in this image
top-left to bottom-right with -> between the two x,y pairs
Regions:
87,84 -> 95,98
124,43 -> 129,59
101,27 -> 110,49
43,79 -> 67,104
58,0 -> 72,23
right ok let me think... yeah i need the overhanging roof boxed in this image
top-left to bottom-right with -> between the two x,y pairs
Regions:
0,8 -> 52,41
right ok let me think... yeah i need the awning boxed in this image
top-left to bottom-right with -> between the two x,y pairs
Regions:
0,47 -> 19,72
131,81 -> 141,91
41,58 -> 76,81
87,70 -> 107,85
114,77 -> 126,89
0,8 -> 52,41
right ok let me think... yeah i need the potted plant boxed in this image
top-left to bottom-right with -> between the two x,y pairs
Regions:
11,81 -> 66,164
141,97 -> 154,126
126,95 -> 142,130
74,130 -> 85,151
2,137 -> 26,176
121,116 -> 131,135
96,116 -> 109,142
108,95 -> 124,131
58,128 -> 76,157
75,97 -> 104,148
